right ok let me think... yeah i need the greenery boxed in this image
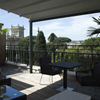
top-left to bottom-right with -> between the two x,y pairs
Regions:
47,36 -> 71,52
8,17 -> 100,71
17,36 -> 37,49
48,33 -> 57,42
34,30 -> 47,52
0,23 -> 8,35
82,37 -> 100,46
82,37 -> 100,54
88,16 -> 100,37
34,30 -> 47,65
0,86 -> 9,99
54,37 -> 71,44
17,36 -> 37,64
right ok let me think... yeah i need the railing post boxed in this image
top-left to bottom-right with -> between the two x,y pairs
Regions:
91,46 -> 94,68
53,46 -> 55,62
29,20 -> 33,73
61,52 -> 64,61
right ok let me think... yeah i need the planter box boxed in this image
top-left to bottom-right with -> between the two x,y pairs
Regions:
0,34 -> 6,65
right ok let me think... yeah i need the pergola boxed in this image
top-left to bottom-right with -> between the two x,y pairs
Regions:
0,0 -> 100,73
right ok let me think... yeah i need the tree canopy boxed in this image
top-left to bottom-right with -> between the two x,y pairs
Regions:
82,37 -> 100,46
48,33 -> 57,42
17,36 -> 37,49
34,30 -> 47,51
54,37 -> 71,44
0,23 -> 8,35
34,30 -> 47,65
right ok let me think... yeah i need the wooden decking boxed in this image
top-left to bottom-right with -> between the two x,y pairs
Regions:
0,64 -> 100,100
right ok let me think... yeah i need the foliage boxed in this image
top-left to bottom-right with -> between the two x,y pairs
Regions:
92,17 -> 100,25
47,42 -> 56,52
0,86 -> 9,99
47,37 -> 71,52
54,37 -> 71,44
34,31 -> 47,51
82,37 -> 100,46
17,36 -> 37,49
0,23 -> 8,35
34,30 -> 47,65
17,36 -> 36,65
48,33 -> 57,42
88,16 -> 100,37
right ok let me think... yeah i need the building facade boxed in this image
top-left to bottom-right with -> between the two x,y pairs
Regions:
6,25 -> 24,46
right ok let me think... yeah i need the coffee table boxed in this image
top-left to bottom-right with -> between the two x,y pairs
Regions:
0,85 -> 27,100
49,62 -> 82,91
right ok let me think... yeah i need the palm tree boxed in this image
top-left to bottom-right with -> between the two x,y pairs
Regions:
88,16 -> 100,37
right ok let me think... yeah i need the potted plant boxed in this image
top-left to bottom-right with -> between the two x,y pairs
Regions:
0,23 -> 8,65
0,86 -> 9,99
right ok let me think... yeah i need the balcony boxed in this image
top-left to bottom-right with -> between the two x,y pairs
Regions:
2,45 -> 99,100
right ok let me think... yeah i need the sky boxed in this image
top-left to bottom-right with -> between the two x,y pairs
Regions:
0,8 -> 100,42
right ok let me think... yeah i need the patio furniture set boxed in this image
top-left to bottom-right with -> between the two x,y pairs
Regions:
0,56 -> 100,100
39,56 -> 100,100
40,56 -> 100,89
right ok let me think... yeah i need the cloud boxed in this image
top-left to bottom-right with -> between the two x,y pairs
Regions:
33,13 -> 100,41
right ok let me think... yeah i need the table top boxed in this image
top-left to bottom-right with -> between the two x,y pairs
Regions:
0,85 -> 26,100
49,62 -> 82,69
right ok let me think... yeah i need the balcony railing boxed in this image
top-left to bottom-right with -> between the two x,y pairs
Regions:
6,45 -> 100,71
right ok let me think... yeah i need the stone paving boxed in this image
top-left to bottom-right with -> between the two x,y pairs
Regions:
0,64 -> 100,100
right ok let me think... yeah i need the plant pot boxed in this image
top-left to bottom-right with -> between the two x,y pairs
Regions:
0,34 -> 6,65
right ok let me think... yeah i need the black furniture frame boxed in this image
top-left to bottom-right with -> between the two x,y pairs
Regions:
49,62 -> 82,89
39,56 -> 61,83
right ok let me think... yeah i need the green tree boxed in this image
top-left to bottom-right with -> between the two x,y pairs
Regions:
88,16 -> 100,37
0,23 -> 8,65
54,37 -> 71,44
34,30 -> 47,65
48,33 -> 57,42
17,36 -> 37,49
17,36 -> 36,65
34,31 -> 47,51
0,23 -> 8,35
82,37 -> 100,46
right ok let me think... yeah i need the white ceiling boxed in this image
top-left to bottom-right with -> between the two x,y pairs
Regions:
0,0 -> 100,21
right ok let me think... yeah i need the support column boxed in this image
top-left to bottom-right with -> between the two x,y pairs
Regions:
29,20 -> 33,73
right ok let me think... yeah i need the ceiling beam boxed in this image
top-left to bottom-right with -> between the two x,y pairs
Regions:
31,10 -> 100,22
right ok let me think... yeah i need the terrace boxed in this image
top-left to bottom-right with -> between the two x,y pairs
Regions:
0,0 -> 100,100
1,45 -> 99,100
0,65 -> 100,100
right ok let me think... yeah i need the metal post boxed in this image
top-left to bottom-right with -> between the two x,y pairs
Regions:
29,20 -> 33,73
63,69 -> 67,89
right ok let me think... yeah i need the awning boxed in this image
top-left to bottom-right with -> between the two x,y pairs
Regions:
0,0 -> 100,22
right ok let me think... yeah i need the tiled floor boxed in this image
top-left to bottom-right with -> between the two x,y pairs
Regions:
0,64 -> 100,100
